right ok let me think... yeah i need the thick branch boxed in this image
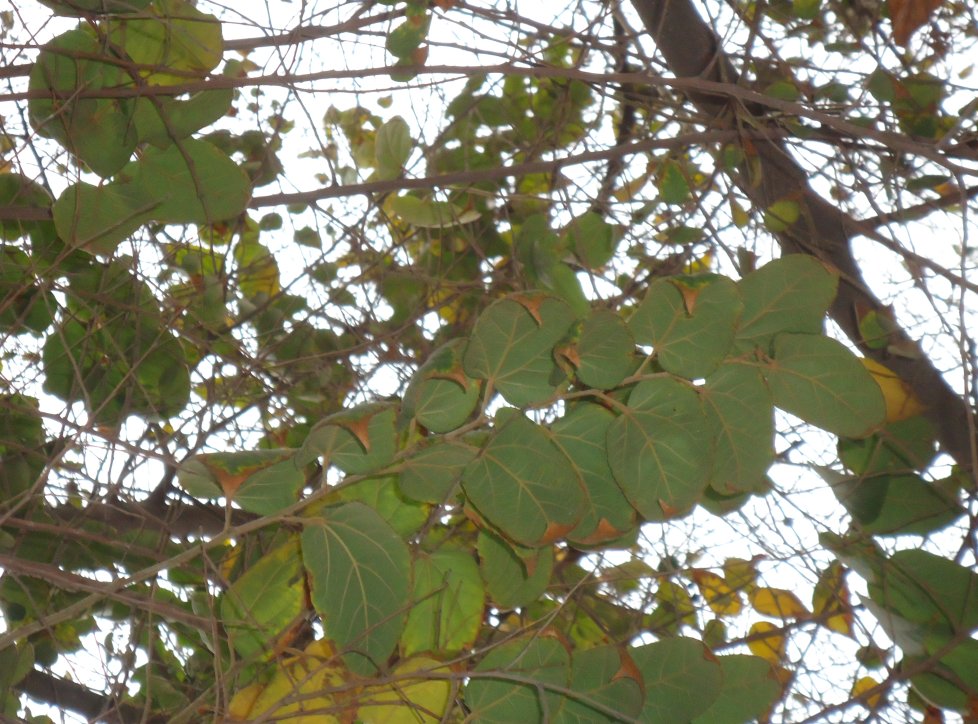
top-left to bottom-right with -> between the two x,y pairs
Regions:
629,0 -> 977,473
17,669 -> 166,724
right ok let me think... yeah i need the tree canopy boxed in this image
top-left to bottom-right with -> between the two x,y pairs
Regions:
1,0 -> 977,721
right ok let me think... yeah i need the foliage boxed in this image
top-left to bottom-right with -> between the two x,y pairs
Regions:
0,0 -> 976,721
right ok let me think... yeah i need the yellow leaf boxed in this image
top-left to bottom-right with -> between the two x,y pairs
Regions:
723,557 -> 758,593
812,561 -> 854,637
860,357 -> 926,422
749,587 -> 810,619
691,570 -> 743,615
730,198 -> 750,228
748,621 -> 786,665
851,675 -> 884,709
357,657 -> 452,723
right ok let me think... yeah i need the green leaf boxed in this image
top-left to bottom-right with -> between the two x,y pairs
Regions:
691,655 -> 781,724
234,456 -> 305,516
220,538 -> 305,660
658,160 -> 690,204
571,309 -> 635,390
765,333 -> 886,437
553,645 -> 644,723
402,549 -> 484,656
629,275 -> 742,379
832,472 -> 963,536
39,0 -> 152,13
631,638 -> 722,723
402,339 -> 481,433
607,377 -> 713,520
108,0 -> 223,86
463,294 -> 576,406
301,502 -> 410,674
838,416 -> 937,476
335,476 -> 428,537
399,440 -> 477,504
550,403 -> 637,544
0,174 -> 52,241
386,15 -> 430,59
736,255 -> 838,347
477,530 -> 553,609
466,636 -> 570,723
389,194 -> 481,228
133,89 -> 234,148
702,363 -> 774,494
566,213 -> 618,269
463,412 -> 584,546
29,28 -> 138,178
298,403 -> 397,473
375,116 -> 413,179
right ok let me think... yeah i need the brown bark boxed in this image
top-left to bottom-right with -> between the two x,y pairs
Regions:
629,0 -> 977,475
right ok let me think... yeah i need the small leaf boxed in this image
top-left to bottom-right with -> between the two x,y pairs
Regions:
659,160 -> 690,204
763,199 -> 800,233
477,531 -> 553,609
220,538 -> 305,659
572,309 -> 635,390
851,676 -> 884,709
749,587 -> 810,618
747,621 -> 785,664
812,561 -> 854,636
691,570 -> 743,615
389,194 -> 480,228
375,116 -> 413,179
860,357 -> 926,422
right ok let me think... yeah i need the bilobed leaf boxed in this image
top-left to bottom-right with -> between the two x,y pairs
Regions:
462,412 -> 584,546
631,638 -> 722,723
402,549 -> 484,656
402,339 -> 481,433
691,655 -> 782,724
765,334 -> 886,437
301,503 -> 410,674
550,403 -> 637,544
629,275 -> 742,379
466,635 -> 570,723
133,88 -> 234,148
399,440 -> 477,504
702,362 -> 774,494
477,530 -> 553,609
177,449 -> 296,501
736,256 -> 838,347
299,403 -> 397,473
607,377 -> 713,520
220,538 -> 305,659
572,309 -> 636,390
463,295 -> 576,406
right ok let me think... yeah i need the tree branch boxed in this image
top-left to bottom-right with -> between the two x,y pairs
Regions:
629,0 -> 977,474
17,669 -> 166,724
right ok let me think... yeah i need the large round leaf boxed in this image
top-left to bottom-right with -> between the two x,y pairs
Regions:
607,377 -> 713,520
631,638 -> 722,723
463,294 -> 576,406
300,502 -> 410,675
462,412 -> 585,546
765,333 -> 886,437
